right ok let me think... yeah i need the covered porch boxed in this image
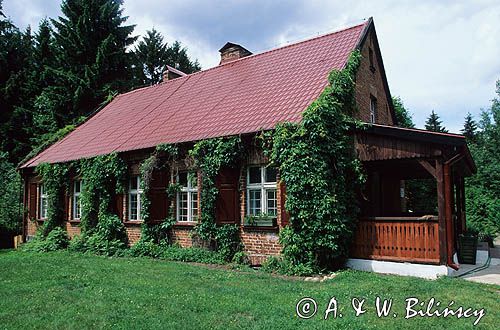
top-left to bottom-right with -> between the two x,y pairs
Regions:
349,124 -> 476,277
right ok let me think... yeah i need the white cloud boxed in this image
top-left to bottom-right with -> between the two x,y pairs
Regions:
3,0 -> 499,133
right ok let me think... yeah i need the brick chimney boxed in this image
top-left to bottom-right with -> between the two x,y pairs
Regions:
162,65 -> 187,82
219,42 -> 252,65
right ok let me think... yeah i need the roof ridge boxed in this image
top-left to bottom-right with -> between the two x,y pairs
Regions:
129,20 -> 368,91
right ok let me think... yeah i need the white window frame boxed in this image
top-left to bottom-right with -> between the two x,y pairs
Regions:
39,183 -> 48,220
128,176 -> 143,221
176,172 -> 198,222
246,166 -> 277,217
370,96 -> 377,124
73,179 -> 83,220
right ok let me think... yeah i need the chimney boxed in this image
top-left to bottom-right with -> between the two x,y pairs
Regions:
219,42 -> 252,65
162,65 -> 187,82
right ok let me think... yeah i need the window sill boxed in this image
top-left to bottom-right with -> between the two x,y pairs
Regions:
68,219 -> 81,224
123,220 -> 144,225
173,221 -> 197,228
36,219 -> 46,223
242,225 -> 279,232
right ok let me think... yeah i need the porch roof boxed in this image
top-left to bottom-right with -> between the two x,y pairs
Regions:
355,124 -> 476,176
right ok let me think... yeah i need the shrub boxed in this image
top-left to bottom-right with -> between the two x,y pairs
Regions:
22,227 -> 69,252
129,240 -> 166,258
68,213 -> 128,256
231,251 -> 250,265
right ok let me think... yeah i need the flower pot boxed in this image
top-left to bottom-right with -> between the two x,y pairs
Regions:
458,234 -> 478,264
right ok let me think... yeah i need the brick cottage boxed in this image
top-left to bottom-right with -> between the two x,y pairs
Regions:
19,18 -> 475,278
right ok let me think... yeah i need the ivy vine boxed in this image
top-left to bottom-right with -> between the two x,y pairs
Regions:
189,136 -> 242,241
264,50 -> 365,272
78,153 -> 127,233
139,143 -> 179,243
35,162 -> 71,237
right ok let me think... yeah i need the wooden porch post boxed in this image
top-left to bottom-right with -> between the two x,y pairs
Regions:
435,159 -> 447,264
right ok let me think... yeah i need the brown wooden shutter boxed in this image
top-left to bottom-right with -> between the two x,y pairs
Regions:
29,183 -> 38,220
115,194 -> 124,220
149,168 -> 168,221
279,181 -> 289,226
215,167 -> 240,224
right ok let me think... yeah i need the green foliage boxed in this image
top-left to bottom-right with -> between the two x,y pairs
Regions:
265,51 -> 364,272
215,224 -> 243,262
425,110 -> 448,132
0,152 -> 22,232
392,96 -> 414,128
35,162 -> 71,237
79,153 -> 127,232
69,213 -> 128,256
461,112 -> 478,142
261,255 -> 314,276
189,136 -> 242,240
139,143 -> 179,242
19,124 -> 76,167
465,81 -> 500,242
22,227 -> 69,252
161,245 -> 225,264
133,29 -> 201,85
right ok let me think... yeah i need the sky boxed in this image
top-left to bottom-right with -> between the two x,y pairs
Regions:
3,0 -> 499,133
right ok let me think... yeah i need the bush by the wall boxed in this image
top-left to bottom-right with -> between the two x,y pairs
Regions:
22,227 -> 69,252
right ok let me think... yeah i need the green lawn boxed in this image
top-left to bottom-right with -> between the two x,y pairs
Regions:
0,250 -> 498,329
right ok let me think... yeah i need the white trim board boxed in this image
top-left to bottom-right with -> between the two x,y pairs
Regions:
347,258 -> 453,279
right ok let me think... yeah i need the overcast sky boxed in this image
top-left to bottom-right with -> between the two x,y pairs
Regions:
4,0 -> 499,133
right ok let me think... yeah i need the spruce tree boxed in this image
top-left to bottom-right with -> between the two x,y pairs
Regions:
425,110 -> 448,132
392,96 -> 414,128
461,112 -> 478,142
41,0 -> 136,122
165,40 -> 201,75
134,28 -> 169,85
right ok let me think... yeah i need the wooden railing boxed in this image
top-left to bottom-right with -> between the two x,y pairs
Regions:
350,217 -> 440,264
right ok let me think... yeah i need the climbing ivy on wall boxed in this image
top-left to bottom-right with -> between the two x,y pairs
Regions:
35,162 -> 71,236
139,143 -> 179,243
78,153 -> 127,233
264,50 -> 365,272
189,136 -> 242,241
186,136 -> 243,261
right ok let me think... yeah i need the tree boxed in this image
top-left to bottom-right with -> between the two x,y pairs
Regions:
465,80 -> 500,243
461,112 -> 478,142
39,0 -> 136,126
0,152 -> 22,233
165,40 -> 201,75
425,110 -> 448,132
133,28 -> 169,85
392,96 -> 414,128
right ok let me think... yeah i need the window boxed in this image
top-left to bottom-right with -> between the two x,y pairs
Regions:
369,47 -> 375,72
246,166 -> 277,217
128,176 -> 143,221
39,184 -> 48,219
370,96 -> 377,124
177,172 -> 198,222
73,180 -> 83,220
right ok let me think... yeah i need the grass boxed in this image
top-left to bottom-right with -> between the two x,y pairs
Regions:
0,250 -> 498,329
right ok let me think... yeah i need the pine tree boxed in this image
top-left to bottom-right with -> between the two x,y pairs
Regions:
42,0 -> 136,122
392,96 -> 414,128
461,112 -> 478,142
165,40 -> 201,75
425,110 -> 448,132
134,28 -> 169,85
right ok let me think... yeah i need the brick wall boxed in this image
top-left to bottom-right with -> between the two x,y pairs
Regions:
125,224 -> 142,245
240,229 -> 281,265
355,28 -> 394,126
65,222 -> 81,238
171,227 -> 194,248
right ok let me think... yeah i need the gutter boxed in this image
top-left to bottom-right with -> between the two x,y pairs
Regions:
444,152 -> 465,270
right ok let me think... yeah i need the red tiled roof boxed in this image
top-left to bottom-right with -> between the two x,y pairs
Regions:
22,21 -> 368,168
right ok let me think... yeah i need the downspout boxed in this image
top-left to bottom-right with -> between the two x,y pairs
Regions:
444,152 -> 465,270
